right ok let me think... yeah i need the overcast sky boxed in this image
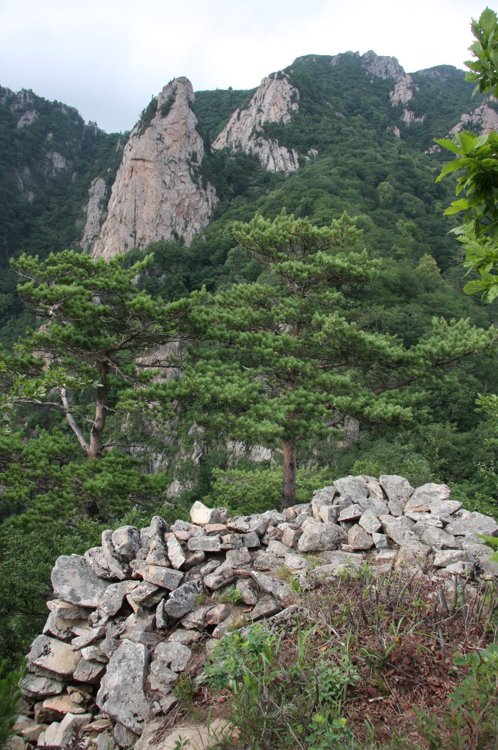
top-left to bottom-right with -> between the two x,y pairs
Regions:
0,0 -> 489,133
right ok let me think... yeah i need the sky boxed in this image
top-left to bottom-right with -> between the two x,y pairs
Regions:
0,0 -> 491,133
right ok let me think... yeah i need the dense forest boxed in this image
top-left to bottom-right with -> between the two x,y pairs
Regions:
0,14 -> 497,685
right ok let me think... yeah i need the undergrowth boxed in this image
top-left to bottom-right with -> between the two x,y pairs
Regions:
197,567 -> 497,749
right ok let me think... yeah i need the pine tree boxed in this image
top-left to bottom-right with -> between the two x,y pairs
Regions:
174,212 -> 494,508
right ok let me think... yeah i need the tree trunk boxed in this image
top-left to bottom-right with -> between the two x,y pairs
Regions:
87,361 -> 108,459
282,439 -> 296,509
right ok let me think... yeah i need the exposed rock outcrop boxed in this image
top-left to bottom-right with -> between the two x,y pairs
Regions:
91,78 -> 217,259
16,475 -> 497,749
81,178 -> 108,251
212,73 -> 300,173
360,51 -> 424,125
450,95 -> 498,136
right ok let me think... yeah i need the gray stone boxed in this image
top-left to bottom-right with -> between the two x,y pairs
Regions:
396,540 -> 431,569
225,547 -> 251,566
97,581 -> 136,617
333,475 -> 369,499
51,555 -> 109,607
404,483 -> 451,514
127,581 -> 163,607
187,535 -> 221,552
297,522 -> 345,553
281,527 -> 302,548
204,565 -> 235,590
145,539 -> 169,567
152,641 -> 191,672
251,571 -> 293,603
250,595 -> 281,620
252,550 -> 280,571
42,611 -> 82,641
29,636 -> 81,678
266,540 -> 289,557
114,723 -> 139,748
310,552 -> 363,579
163,580 -> 204,619
379,474 -> 413,509
445,511 -> 498,539
420,527 -> 460,550
96,640 -> 150,734
220,533 -> 244,549
72,659 -> 106,684
362,476 -> 385,502
38,712 -> 92,748
21,675 -> 64,699
348,524 -> 374,550
85,543 -> 128,581
359,509 -> 382,534
372,532 -> 389,549
181,605 -> 213,630
206,604 -> 231,626
227,518 -> 250,533
338,504 -> 363,523
142,565 -> 184,590
429,499 -> 462,517
243,531 -> 261,548
379,515 -> 414,545
71,627 -> 105,650
166,535 -> 186,569
236,579 -> 259,605
247,514 -> 270,536
433,550 -> 469,568
168,629 -> 202,645
111,526 -> 141,562
190,501 -> 225,526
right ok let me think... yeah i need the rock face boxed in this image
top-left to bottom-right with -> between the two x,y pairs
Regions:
212,73 -> 300,173
360,51 -> 424,125
17,475 -> 498,750
91,78 -> 217,258
81,178 -> 108,251
450,95 -> 498,136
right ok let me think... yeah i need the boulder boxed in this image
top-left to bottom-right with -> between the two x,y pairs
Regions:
29,636 -> 81,678
297,522 -> 345,553
51,555 -> 109,607
163,580 -> 204,619
96,640 -> 150,735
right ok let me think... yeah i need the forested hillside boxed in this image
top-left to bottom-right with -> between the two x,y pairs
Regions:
0,40 -> 497,677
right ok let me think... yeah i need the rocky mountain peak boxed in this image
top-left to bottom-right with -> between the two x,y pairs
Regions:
212,72 -> 300,173
451,94 -> 498,136
360,50 -> 405,80
90,77 -> 217,258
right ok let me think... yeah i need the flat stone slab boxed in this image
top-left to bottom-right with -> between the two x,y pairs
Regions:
96,639 -> 150,735
29,635 -> 81,678
51,555 -> 109,607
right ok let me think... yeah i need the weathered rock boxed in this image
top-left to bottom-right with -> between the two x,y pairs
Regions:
134,718 -> 232,750
212,73 -> 300,174
145,539 -> 169,567
187,535 -> 221,553
404,483 -> 451,514
250,595 -> 281,620
310,552 -> 363,580
338,504 -> 363,522
419,526 -> 460,550
235,579 -> 259,605
96,640 -> 150,734
84,546 -> 128,581
163,579 -> 204,619
225,547 -> 252,566
152,641 -> 191,673
166,535 -> 186,569
97,581 -> 137,617
334,475 -> 369,499
190,501 -> 226,526
38,712 -> 92,748
445,511 -> 498,539
92,79 -> 217,257
21,674 -> 64,699
29,636 -> 81,678
348,524 -> 374,550
111,526 -> 141,562
204,565 -> 235,590
38,694 -> 86,721
359,510 -> 382,534
379,474 -> 413,512
51,555 -> 109,607
372,532 -> 389,549
433,550 -> 469,568
281,527 -> 302,548
142,565 -> 184,590
251,571 -> 293,603
297,522 -> 345,553
379,515 -> 414,545
114,723 -> 138,748
72,659 -> 106,684
71,627 -> 105,650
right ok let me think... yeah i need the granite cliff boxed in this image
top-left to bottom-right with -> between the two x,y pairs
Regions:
91,78 -> 217,259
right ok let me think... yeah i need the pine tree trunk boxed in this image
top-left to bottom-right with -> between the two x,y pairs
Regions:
87,361 -> 108,459
282,439 -> 296,509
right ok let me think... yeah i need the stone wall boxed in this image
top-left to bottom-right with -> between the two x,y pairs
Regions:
15,475 -> 498,750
